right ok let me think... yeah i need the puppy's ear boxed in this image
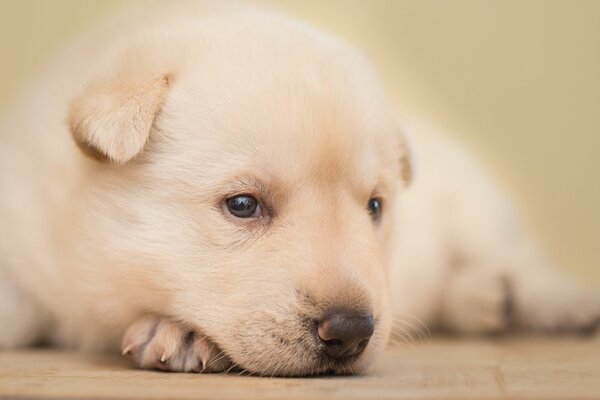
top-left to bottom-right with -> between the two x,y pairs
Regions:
399,138 -> 413,186
69,64 -> 172,164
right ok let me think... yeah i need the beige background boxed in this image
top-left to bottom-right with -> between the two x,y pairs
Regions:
0,0 -> 598,283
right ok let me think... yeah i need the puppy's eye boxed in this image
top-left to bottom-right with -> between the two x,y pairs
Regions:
226,195 -> 261,219
367,198 -> 382,222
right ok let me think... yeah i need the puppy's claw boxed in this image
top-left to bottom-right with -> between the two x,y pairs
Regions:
122,345 -> 133,356
122,315 -> 233,373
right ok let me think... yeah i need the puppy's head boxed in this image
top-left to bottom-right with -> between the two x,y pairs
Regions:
69,16 -> 411,376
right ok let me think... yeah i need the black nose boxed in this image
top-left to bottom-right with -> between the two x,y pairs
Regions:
317,312 -> 375,358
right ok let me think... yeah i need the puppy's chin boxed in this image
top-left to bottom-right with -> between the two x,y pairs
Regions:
228,341 -> 384,377
218,317 -> 390,377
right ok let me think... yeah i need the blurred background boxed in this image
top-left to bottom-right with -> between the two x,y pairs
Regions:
0,0 -> 598,283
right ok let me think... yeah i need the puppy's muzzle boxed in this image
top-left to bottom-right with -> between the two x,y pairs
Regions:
317,312 -> 374,358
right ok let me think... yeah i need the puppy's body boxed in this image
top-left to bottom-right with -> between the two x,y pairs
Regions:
391,130 -> 599,335
1,2 -> 598,376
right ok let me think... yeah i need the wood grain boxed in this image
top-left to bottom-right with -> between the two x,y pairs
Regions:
1,337 -> 599,400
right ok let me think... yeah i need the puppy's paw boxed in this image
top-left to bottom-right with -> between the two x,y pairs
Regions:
121,315 -> 232,373
440,269 -> 513,335
516,286 -> 600,334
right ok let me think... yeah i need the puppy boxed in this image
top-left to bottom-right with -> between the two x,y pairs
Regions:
0,2 -> 598,377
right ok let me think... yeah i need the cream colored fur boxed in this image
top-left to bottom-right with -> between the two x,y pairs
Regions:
1,1 -> 598,376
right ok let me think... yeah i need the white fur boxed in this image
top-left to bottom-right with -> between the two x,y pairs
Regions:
0,1 -> 598,376
390,128 -> 600,334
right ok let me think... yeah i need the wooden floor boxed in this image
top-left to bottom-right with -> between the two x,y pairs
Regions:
1,336 -> 599,400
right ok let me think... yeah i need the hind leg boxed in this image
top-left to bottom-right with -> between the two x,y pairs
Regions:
509,259 -> 600,333
0,269 -> 48,348
438,238 -> 600,335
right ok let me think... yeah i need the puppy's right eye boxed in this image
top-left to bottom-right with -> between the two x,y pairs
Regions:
226,195 -> 261,219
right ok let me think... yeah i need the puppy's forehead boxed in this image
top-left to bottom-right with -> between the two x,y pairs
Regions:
159,29 -> 399,189
191,82 -> 392,190
266,104 -> 387,189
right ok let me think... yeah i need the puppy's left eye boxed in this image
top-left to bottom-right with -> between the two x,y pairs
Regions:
226,195 -> 262,219
367,198 -> 382,222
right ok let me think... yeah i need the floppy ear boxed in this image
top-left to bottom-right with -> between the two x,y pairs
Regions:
399,137 -> 413,187
69,67 -> 172,164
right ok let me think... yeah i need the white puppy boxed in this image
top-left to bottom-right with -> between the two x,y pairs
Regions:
0,2 -> 598,376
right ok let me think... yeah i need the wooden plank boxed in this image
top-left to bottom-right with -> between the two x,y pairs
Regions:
1,337 -> 599,400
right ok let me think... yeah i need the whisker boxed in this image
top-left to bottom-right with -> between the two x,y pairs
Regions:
393,312 -> 432,339
390,320 -> 430,344
222,362 -> 238,375
390,322 -> 417,346
204,350 -> 228,371
391,319 -> 426,342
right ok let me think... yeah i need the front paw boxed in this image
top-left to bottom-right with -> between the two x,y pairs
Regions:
121,315 -> 232,373
440,269 -> 513,335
